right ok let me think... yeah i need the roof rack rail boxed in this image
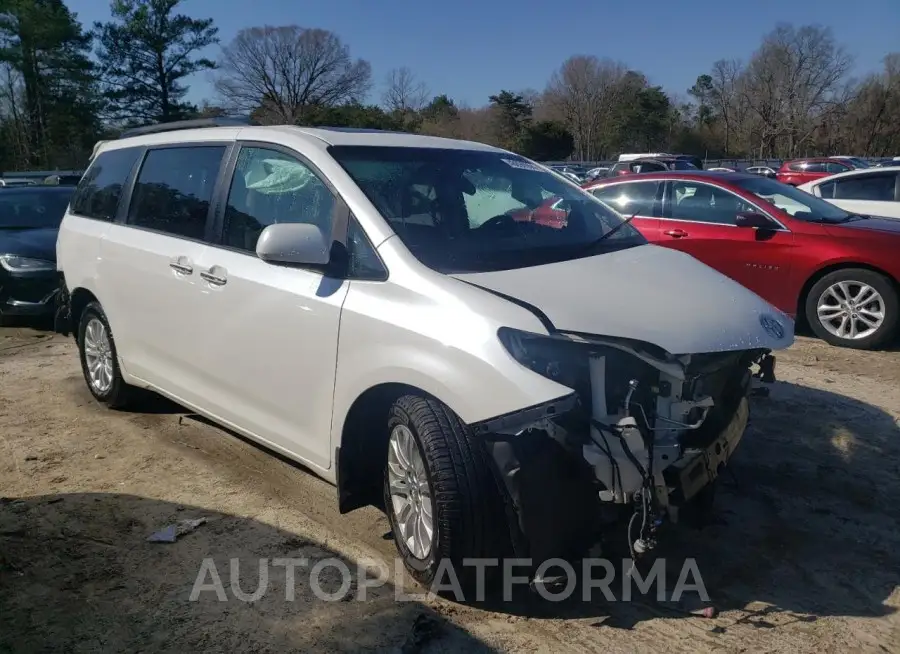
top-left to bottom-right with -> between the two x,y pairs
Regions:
119,117 -> 256,140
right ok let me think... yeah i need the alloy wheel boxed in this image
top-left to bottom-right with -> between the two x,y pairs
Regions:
387,424 -> 434,559
83,317 -> 114,394
816,280 -> 885,341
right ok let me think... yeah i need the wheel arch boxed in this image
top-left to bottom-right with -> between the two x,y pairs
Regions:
796,261 -> 900,327
335,382 -> 436,514
69,287 -> 101,345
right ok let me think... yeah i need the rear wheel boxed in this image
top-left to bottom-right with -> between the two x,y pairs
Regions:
805,268 -> 899,349
383,394 -> 513,595
77,301 -> 136,408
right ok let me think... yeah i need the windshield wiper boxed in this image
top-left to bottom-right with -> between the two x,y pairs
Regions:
593,213 -> 637,243
568,213 -> 638,256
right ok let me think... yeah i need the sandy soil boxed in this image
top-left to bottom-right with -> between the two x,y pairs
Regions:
1,325 -> 898,653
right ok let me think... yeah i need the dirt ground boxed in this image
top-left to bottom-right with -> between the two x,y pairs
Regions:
1,324 -> 899,653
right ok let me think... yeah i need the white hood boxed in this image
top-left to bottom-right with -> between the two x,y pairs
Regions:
452,244 -> 794,354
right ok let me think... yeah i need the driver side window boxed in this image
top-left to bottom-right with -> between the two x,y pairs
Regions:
666,182 -> 752,225
222,147 -> 335,253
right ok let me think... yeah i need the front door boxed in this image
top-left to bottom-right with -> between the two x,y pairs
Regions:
658,180 -> 795,313
192,144 -> 347,469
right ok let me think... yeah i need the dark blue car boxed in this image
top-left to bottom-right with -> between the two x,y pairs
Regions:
0,186 -> 74,323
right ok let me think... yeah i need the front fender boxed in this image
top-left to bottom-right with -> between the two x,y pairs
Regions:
330,341 -> 571,451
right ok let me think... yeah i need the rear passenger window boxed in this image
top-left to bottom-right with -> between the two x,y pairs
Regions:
71,148 -> 142,221
128,146 -> 225,240
592,181 -> 661,216
221,146 -> 335,253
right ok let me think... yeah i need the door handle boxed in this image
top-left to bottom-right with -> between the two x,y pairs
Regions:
664,229 -> 688,238
200,268 -> 227,286
169,257 -> 193,274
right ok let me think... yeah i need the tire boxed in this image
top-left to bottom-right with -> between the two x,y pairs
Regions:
805,268 -> 899,350
77,301 -> 135,409
383,394 -> 513,595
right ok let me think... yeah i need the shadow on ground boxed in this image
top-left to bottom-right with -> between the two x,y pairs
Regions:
0,493 -> 496,653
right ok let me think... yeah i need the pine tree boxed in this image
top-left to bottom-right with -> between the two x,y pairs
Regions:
94,0 -> 218,124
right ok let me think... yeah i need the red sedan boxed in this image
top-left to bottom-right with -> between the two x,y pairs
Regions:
585,171 -> 900,349
776,158 -> 852,186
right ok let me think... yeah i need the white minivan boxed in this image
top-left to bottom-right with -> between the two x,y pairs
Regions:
55,119 -> 793,591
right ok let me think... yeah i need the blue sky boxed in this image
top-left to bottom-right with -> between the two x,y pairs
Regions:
67,0 -> 900,108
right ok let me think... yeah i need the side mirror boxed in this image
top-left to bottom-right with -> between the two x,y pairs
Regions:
735,211 -> 773,229
256,223 -> 330,265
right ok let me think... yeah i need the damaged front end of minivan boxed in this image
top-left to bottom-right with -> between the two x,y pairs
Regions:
471,327 -> 778,568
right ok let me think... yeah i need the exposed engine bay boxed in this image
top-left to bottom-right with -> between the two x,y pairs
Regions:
472,328 -> 777,567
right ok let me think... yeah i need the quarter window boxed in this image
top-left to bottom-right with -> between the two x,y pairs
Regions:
825,162 -> 849,174
222,147 -> 335,252
592,181 -> 661,216
71,147 -> 142,221
128,146 -> 225,240
347,217 -> 387,280
817,181 -> 835,198
832,174 -> 897,202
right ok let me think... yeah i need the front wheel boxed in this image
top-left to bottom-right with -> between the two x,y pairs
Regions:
383,395 -> 513,594
805,268 -> 899,349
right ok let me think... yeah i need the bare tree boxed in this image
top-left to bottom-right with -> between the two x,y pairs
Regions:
707,59 -> 743,155
544,56 -> 628,160
741,24 -> 852,157
842,54 -> 900,155
215,26 -> 372,124
382,67 -> 428,113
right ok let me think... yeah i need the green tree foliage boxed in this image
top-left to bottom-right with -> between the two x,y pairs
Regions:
517,120 -> 574,160
94,0 -> 218,124
488,90 -> 532,150
628,86 -> 671,151
688,74 -> 715,127
301,103 -> 403,130
0,0 -> 99,168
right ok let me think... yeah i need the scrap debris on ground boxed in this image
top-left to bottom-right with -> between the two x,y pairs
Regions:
1,325 -> 898,653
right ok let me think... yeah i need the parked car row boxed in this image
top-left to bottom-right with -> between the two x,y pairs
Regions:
45,119 -> 795,593
552,154 -> 898,184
